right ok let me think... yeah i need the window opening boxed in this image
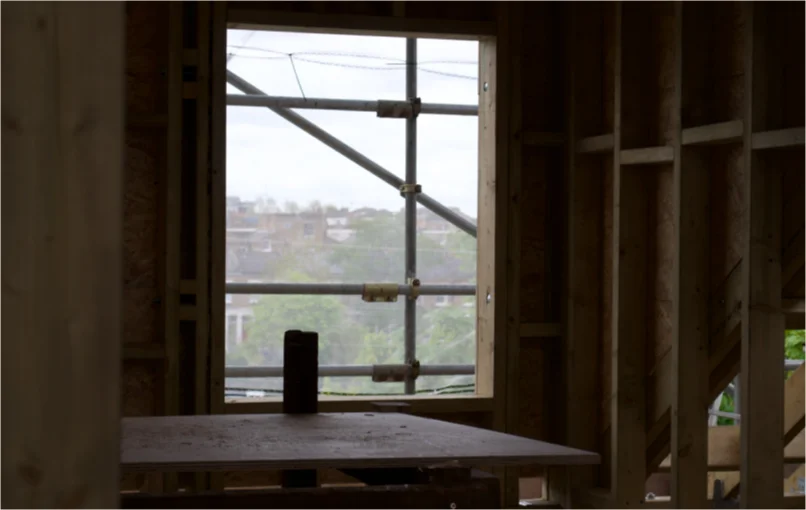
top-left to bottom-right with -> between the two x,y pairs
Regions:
225,28 -> 481,399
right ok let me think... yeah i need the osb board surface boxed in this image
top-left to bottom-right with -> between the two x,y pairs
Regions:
708,2 -> 745,123
572,2 -> 616,138
709,146 -> 745,291
781,152 -> 805,252
516,342 -> 545,440
124,130 -> 163,347
124,0 -> 167,346
121,0 -> 167,423
784,267 -> 805,300
766,2 -> 805,130
123,363 -> 160,417
126,2 -> 169,115
682,2 -> 745,126
645,167 -> 674,421
600,4 -> 616,134
221,411 -> 493,489
519,147 -> 557,323
122,413 -> 600,472
124,0 -> 166,354
519,3 -> 565,133
620,2 -> 676,149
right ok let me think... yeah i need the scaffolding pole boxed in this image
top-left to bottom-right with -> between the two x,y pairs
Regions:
225,364 -> 475,379
404,38 -> 418,395
226,70 -> 478,238
226,282 -> 476,296
227,94 -> 478,116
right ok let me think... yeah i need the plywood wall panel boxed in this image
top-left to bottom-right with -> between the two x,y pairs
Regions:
122,363 -> 160,417
516,342 -> 546,440
126,2 -> 170,115
709,145 -> 746,292
123,2 -> 170,418
519,147 -> 550,323
124,129 -> 163,291
781,153 -> 805,255
646,167 -> 675,422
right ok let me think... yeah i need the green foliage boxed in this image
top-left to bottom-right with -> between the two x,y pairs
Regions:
228,207 -> 479,395
712,330 -> 805,424
717,392 -> 735,426
419,305 -> 475,365
443,231 -> 477,280
785,330 -> 805,360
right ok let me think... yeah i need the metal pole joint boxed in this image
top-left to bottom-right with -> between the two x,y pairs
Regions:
409,359 -> 421,380
408,278 -> 421,300
411,97 -> 422,118
376,97 -> 422,119
399,183 -> 422,197
361,283 -> 399,303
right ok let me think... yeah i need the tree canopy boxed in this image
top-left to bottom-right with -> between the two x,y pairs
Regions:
225,207 -> 478,395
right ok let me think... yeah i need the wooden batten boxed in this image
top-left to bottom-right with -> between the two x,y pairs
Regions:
670,3 -> 709,507
739,3 -> 788,508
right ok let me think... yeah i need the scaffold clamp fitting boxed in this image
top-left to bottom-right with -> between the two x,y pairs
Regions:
399,183 -> 422,197
410,359 -> 421,380
408,278 -> 421,300
362,283 -> 399,303
411,97 -> 422,117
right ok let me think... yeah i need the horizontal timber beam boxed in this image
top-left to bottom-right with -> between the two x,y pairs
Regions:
227,8 -> 496,40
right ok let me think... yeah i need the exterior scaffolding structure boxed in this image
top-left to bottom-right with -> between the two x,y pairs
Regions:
226,282 -> 475,296
403,38 -> 418,395
226,94 -> 478,116
224,53 -> 478,395
225,70 -> 478,237
225,364 -> 475,379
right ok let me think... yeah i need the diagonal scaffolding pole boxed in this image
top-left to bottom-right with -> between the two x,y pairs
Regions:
404,38 -> 417,395
227,94 -> 478,116
226,70 -> 478,238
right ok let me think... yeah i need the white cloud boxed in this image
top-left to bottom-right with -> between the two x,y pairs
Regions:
226,29 -> 479,217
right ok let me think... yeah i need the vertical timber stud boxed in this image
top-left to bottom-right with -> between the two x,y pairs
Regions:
564,3 -> 601,506
475,32 -> 498,410
163,1 -> 184,493
208,1 -> 228,492
281,330 -> 319,488
504,2 -> 524,507
195,1 -> 212,417
1,2 -> 124,507
476,23 -> 500,434
740,3 -> 785,508
194,1 -> 213,492
670,3 -> 710,507
611,3 -> 648,507
165,0 -> 183,427
476,2 -> 513,506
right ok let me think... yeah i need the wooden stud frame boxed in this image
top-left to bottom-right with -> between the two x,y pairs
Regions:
566,2 -> 804,508
214,6 -> 506,418
207,3 -> 527,501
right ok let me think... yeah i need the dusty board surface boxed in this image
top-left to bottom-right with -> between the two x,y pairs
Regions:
122,413 -> 599,472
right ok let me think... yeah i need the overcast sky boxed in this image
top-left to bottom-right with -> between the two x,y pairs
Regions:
226,29 -> 479,218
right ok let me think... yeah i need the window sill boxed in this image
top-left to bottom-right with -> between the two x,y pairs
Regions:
224,394 -> 493,414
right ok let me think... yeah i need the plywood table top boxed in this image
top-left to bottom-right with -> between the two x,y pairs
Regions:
121,413 -> 600,472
